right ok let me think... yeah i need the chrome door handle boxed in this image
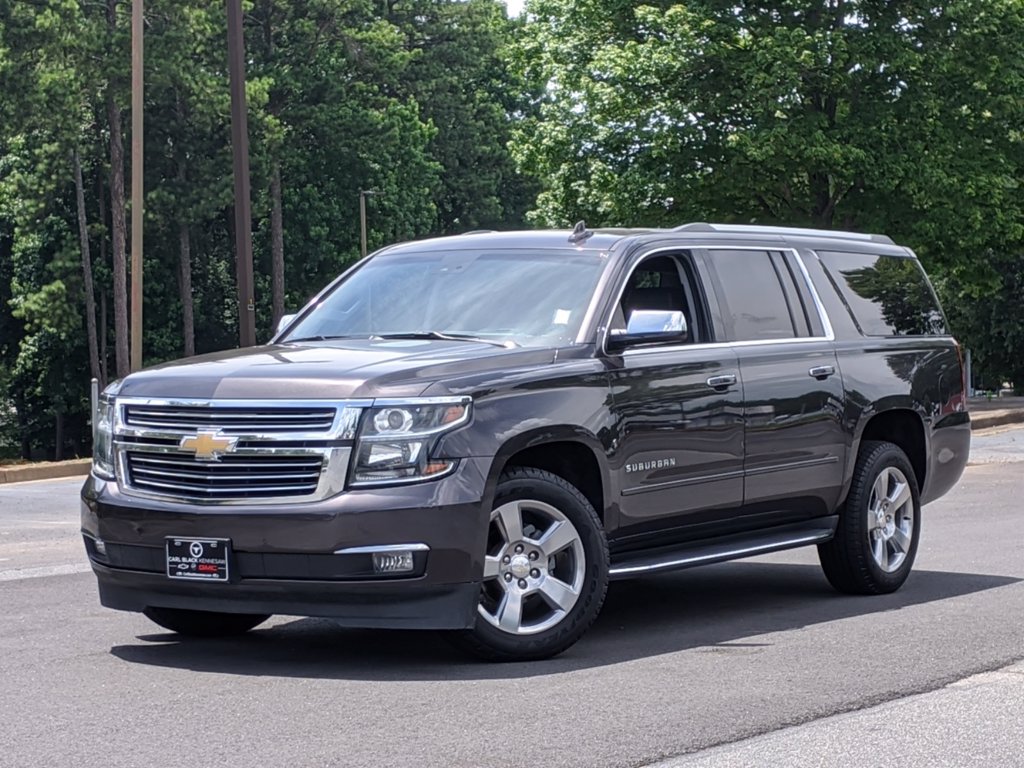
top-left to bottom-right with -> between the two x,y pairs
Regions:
809,365 -> 836,379
706,374 -> 737,389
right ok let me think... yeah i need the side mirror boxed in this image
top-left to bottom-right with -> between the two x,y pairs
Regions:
275,313 -> 297,336
608,309 -> 688,350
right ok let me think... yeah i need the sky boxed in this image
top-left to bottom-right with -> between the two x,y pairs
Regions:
505,0 -> 524,16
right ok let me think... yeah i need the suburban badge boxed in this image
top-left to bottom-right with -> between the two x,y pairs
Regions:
625,457 -> 677,474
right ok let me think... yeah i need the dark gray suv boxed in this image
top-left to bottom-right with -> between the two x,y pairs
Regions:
82,223 -> 970,660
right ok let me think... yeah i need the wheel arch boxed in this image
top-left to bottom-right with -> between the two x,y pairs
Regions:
486,427 -> 609,523
854,408 -> 927,494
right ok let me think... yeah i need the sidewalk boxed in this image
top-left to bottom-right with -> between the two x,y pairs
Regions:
0,459 -> 90,485
648,661 -> 1024,768
968,395 -> 1024,430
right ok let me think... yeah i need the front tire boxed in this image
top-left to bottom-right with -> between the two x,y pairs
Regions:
818,440 -> 921,595
142,606 -> 270,637
449,467 -> 609,662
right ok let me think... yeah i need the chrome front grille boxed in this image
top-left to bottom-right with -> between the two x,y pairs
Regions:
123,404 -> 336,433
126,451 -> 324,499
113,397 -> 369,505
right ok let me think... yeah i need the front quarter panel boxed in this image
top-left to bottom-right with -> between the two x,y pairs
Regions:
426,354 -> 615,520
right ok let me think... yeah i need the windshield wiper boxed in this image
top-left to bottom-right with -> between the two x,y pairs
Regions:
284,334 -> 366,343
375,331 -> 519,349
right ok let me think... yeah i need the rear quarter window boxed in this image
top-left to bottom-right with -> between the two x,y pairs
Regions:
817,251 -> 947,337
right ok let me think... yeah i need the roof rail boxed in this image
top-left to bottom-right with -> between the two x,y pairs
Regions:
671,222 -> 894,245
459,229 -> 498,235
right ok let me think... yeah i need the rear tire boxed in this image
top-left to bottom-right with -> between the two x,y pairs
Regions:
447,467 -> 609,662
818,440 -> 921,595
142,606 -> 270,637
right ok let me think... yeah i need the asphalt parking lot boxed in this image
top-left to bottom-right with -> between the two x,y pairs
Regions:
1,428 -> 1021,768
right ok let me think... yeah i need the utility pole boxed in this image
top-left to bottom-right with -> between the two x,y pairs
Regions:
359,189 -> 376,258
226,0 -> 256,347
130,0 -> 143,371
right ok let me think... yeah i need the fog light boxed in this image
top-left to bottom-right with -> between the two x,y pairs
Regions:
372,550 -> 415,574
94,538 -> 107,556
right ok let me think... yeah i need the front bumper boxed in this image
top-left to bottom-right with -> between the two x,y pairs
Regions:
80,457 -> 491,630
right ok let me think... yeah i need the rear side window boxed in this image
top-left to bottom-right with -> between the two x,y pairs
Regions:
706,249 -> 800,341
818,252 -> 947,336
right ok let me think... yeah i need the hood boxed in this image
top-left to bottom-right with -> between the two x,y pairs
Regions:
116,339 -> 557,400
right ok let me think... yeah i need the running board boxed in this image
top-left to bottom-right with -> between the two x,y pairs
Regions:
608,517 -> 838,580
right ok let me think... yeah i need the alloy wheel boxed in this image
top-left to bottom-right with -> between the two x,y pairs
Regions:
478,499 -> 586,635
866,466 -> 915,573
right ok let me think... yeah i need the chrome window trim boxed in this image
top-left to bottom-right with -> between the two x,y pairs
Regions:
791,248 -> 835,340
597,244 -> 836,357
616,336 -> 836,358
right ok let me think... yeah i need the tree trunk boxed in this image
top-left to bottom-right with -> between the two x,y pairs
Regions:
107,0 -> 129,379
270,160 -> 285,328
174,90 -> 196,358
54,411 -> 64,462
97,168 -> 109,385
178,222 -> 195,357
100,291 -> 108,385
17,397 -> 30,460
72,149 -> 103,388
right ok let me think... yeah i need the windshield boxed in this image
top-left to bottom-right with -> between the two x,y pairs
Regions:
284,248 -> 607,348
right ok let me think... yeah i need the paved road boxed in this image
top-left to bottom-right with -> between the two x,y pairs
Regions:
1,429 -> 1022,768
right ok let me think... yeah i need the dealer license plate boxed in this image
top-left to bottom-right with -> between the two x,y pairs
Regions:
166,537 -> 231,581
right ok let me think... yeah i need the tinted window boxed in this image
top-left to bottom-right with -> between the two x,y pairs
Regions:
818,252 -> 947,336
708,250 -> 798,341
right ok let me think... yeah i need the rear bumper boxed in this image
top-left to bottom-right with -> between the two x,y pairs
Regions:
921,411 -> 971,505
80,457 -> 492,630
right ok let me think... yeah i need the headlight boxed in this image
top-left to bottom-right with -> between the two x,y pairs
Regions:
92,391 -> 117,480
352,398 -> 471,485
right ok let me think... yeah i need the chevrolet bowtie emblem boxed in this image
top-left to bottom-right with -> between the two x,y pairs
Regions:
179,430 -> 238,461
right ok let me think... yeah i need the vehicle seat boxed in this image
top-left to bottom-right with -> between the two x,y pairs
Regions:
610,256 -> 692,340
622,287 -> 683,317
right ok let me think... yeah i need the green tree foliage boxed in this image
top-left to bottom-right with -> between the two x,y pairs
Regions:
386,0 -> 539,232
515,0 -> 1024,247
0,1 -> 105,457
247,0 -> 440,315
0,0 -> 526,459
939,253 -> 1024,391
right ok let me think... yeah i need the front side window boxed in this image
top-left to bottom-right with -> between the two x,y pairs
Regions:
609,253 -> 707,344
818,251 -> 947,337
284,249 -> 608,348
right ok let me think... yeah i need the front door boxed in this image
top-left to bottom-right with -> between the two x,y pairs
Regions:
602,250 -> 745,546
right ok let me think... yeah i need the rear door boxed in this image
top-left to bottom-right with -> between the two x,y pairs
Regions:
701,246 -> 847,524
